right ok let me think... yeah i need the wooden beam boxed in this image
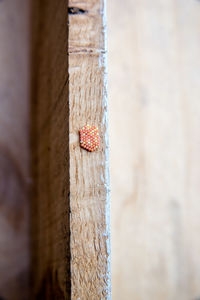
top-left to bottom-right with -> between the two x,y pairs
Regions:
31,0 -> 70,298
32,0 -> 110,298
0,0 -> 30,299
68,0 -> 110,298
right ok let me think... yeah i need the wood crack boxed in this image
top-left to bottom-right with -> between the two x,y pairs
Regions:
68,7 -> 88,15
68,48 -> 106,55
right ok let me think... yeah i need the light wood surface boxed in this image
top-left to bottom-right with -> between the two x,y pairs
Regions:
69,0 -> 111,298
0,0 -> 30,299
109,0 -> 200,299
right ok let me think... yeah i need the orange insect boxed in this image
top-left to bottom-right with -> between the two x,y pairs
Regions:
79,124 -> 100,152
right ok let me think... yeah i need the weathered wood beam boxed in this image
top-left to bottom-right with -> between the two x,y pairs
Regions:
69,0 -> 111,298
31,0 -> 70,298
32,0 -> 110,298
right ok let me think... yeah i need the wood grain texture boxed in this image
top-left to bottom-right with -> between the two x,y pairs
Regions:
32,0 -> 110,299
31,0 -> 70,298
109,0 -> 200,299
69,0 -> 111,299
0,0 -> 30,299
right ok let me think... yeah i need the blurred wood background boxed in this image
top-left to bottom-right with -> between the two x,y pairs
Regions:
0,0 -> 30,299
109,0 -> 200,299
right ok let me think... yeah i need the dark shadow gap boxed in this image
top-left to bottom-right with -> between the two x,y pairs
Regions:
68,7 -> 88,15
30,0 -> 70,298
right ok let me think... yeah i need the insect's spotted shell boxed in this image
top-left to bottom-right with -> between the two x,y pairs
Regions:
80,124 -> 100,152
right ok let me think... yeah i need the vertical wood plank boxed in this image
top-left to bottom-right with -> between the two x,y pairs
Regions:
109,0 -> 200,299
32,0 -> 110,299
0,0 -> 30,299
68,0 -> 110,299
31,0 -> 70,298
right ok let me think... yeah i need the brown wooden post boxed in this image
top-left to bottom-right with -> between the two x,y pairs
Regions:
31,0 -> 70,298
0,0 -> 30,299
32,0 -> 110,299
69,0 -> 111,298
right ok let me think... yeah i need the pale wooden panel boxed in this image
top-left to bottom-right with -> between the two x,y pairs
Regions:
109,0 -> 200,299
69,0 -> 111,299
0,0 -> 30,299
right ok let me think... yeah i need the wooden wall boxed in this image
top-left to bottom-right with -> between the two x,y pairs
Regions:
0,0 -> 30,299
109,0 -> 200,299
